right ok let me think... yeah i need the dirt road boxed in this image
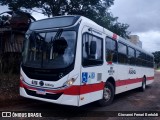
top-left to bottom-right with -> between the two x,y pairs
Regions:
0,71 -> 160,120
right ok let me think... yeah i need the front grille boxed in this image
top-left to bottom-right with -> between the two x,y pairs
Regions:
24,88 -> 62,100
22,65 -> 73,81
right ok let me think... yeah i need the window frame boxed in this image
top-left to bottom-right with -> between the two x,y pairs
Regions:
118,42 -> 128,64
82,32 -> 104,67
128,46 -> 136,65
105,36 -> 118,63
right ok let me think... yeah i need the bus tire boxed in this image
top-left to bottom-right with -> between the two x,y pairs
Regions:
98,82 -> 115,106
140,77 -> 146,92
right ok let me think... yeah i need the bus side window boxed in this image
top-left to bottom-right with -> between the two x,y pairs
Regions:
82,33 -> 103,66
106,37 -> 117,63
118,42 -> 127,64
107,51 -> 114,62
136,50 -> 141,66
128,47 -> 136,65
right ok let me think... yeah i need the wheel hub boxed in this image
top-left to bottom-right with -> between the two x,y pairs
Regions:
104,87 -> 111,101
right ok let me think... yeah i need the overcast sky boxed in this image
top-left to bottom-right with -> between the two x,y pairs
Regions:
0,0 -> 160,53
110,0 -> 160,53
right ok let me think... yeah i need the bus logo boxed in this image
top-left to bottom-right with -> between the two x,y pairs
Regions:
39,81 -> 44,86
59,73 -> 64,78
108,67 -> 114,75
129,68 -> 136,74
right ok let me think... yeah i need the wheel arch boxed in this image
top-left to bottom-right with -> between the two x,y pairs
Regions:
143,75 -> 147,83
106,77 -> 116,92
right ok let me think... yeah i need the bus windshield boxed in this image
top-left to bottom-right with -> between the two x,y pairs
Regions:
22,30 -> 76,69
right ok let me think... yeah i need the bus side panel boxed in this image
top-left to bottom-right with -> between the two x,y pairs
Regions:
115,64 -> 128,94
79,66 -> 105,106
116,66 -> 154,94
125,66 -> 142,91
146,68 -> 154,85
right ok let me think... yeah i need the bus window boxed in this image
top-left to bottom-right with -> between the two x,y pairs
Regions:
82,33 -> 103,66
106,37 -> 117,63
128,47 -> 136,65
118,42 -> 127,64
136,50 -> 142,66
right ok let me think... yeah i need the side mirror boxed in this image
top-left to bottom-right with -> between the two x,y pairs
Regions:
85,42 -> 89,55
90,41 -> 97,55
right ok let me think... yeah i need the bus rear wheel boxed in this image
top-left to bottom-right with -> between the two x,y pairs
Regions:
140,77 -> 146,92
98,82 -> 115,106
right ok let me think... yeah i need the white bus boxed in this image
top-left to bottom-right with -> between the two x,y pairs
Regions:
20,15 -> 154,106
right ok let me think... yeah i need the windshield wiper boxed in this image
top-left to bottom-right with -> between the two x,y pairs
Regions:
53,29 -> 63,40
50,29 -> 63,59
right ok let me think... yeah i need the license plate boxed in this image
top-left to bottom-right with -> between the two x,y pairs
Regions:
36,89 -> 46,95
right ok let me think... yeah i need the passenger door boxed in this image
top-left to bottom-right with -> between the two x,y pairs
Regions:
79,26 -> 104,106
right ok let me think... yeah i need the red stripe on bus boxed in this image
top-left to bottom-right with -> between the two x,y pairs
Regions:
53,82 -> 104,95
79,82 -> 105,95
116,78 -> 143,87
107,61 -> 112,65
20,80 -> 24,87
20,80 -> 104,95
116,77 -> 154,87
20,76 -> 154,95
147,77 -> 154,80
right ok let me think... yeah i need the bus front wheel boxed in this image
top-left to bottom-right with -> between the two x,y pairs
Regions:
98,82 -> 115,106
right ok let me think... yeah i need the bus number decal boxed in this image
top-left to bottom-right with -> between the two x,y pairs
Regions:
31,80 -> 38,86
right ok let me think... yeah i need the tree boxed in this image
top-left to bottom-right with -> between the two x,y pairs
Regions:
0,0 -> 130,38
152,51 -> 160,66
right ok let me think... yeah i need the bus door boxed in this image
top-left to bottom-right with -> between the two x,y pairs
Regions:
79,26 -> 104,106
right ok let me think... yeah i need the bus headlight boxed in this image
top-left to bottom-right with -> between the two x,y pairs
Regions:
64,78 -> 75,86
20,74 -> 24,87
63,75 -> 78,87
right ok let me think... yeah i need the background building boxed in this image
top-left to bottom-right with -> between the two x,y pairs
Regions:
0,10 -> 35,73
129,35 -> 142,48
